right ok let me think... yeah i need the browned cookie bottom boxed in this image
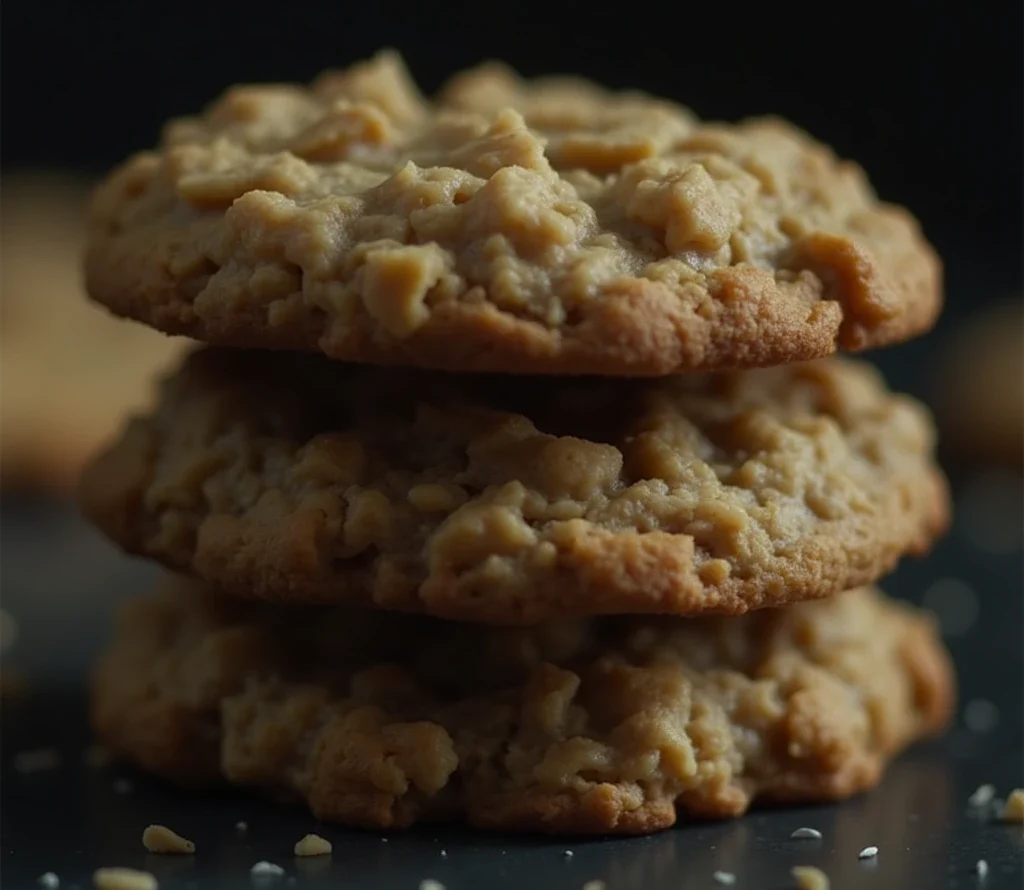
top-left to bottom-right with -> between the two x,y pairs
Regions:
91,577 -> 953,835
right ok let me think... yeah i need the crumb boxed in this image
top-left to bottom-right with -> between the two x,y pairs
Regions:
419,882 -> 446,890
968,784 -> 996,807
293,834 -> 331,857
92,868 -> 158,890
790,827 -> 823,839
250,861 -> 285,878
235,821 -> 248,831
713,873 -> 737,886
14,748 -> 61,773
113,779 -> 132,794
975,860 -> 989,877
858,845 -> 879,859
380,837 -> 388,843
142,824 -> 195,854
563,850 -> 574,858
792,865 -> 830,889
440,850 -> 448,858
38,874 -> 60,889
1002,789 -> 1024,822
582,882 -> 607,890
83,745 -> 112,768
964,699 -> 1000,733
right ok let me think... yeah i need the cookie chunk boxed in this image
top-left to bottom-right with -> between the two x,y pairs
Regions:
78,348 -> 948,623
0,173 -> 185,491
91,576 -> 954,834
84,51 -> 940,377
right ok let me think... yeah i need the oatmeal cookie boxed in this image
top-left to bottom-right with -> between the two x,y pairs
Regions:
91,576 -> 954,834
1,173 -> 185,491
84,51 -> 940,377
79,348 -> 948,623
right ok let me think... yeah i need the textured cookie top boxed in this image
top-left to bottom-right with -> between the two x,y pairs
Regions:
79,348 -> 947,623
85,51 -> 941,376
92,577 -> 953,834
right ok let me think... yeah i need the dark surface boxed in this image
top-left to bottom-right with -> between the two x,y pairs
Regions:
1,468 -> 1022,890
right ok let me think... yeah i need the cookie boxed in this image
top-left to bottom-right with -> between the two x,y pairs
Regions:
0,173 -> 185,491
935,299 -> 1023,465
91,575 -> 954,834
79,347 -> 948,623
84,51 -> 940,377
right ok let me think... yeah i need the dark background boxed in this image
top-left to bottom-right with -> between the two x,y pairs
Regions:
3,0 -> 1022,323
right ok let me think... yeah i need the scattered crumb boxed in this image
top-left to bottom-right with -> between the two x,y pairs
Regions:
235,821 -> 248,832
38,873 -> 60,889
858,846 -> 879,859
113,779 -> 132,794
440,850 -> 448,858
1002,789 -> 1024,822
563,850 -> 574,858
14,748 -> 61,773
250,861 -> 285,879
968,784 -> 996,807
142,824 -> 195,854
419,882 -> 446,890
83,746 -> 112,769
791,827 -> 823,839
792,866 -> 829,890
380,837 -> 388,843
964,699 -> 1000,733
92,868 -> 158,890
713,873 -> 737,886
293,834 -> 331,857
582,882 -> 607,890
975,860 -> 989,878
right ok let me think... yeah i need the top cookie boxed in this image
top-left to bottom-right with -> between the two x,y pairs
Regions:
84,51 -> 941,377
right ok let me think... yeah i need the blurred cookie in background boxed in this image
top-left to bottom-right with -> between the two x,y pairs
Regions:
934,298 -> 1023,467
1,172 -> 186,493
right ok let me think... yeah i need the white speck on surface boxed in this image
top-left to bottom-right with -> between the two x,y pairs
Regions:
975,860 -> 989,878
713,872 -> 736,885
791,827 -> 823,839
964,699 -> 1000,733
380,837 -> 388,843
250,861 -> 285,878
14,748 -> 61,773
440,849 -> 448,858
38,873 -> 60,889
858,845 -> 879,859
968,784 -> 996,807
921,578 -> 979,636
113,779 -> 132,794
563,850 -> 574,858
581,882 -> 607,890
235,821 -> 248,832
419,881 -> 446,890
293,834 -> 331,857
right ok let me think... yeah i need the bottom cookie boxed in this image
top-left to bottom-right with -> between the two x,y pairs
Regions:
92,577 -> 953,835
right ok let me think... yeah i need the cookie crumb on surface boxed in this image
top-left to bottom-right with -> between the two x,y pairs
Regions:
92,868 -> 158,890
975,860 -> 989,877
582,882 -> 607,890
250,861 -> 285,878
293,834 -> 331,857
713,872 -> 737,885
38,873 -> 60,888
968,784 -> 996,807
791,865 -> 830,890
235,821 -> 248,831
142,824 -> 195,854
14,747 -> 61,773
790,827 -> 823,839
440,850 -> 448,858
419,881 -> 446,890
563,850 -> 573,858
858,845 -> 879,859
1002,789 -> 1024,822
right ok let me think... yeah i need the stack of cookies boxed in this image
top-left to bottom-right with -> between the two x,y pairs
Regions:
80,52 -> 954,835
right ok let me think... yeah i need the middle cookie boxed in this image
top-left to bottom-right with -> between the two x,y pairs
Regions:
80,349 -> 947,623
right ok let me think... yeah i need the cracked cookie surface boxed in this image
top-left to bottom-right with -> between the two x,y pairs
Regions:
91,576 -> 954,834
79,347 -> 947,623
84,51 -> 940,376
